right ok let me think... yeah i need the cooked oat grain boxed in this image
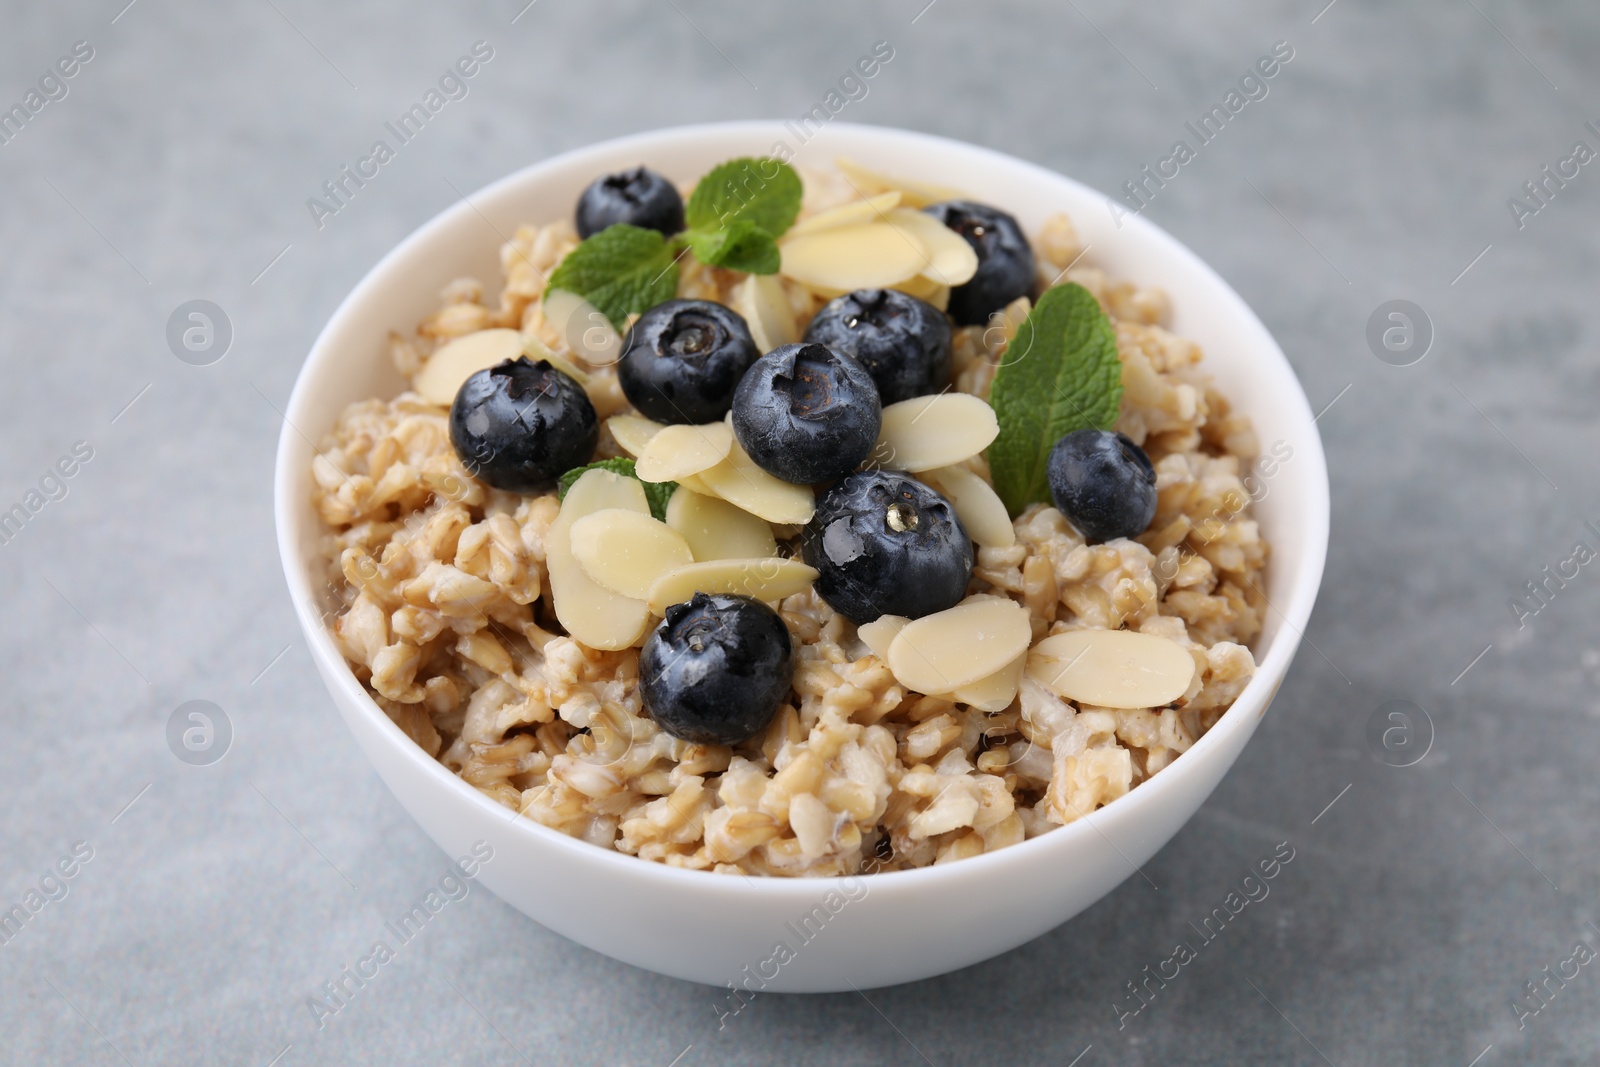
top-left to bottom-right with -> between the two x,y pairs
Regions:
312,171 -> 1267,876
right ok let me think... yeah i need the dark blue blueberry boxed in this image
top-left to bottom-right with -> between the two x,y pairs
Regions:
923,200 -> 1035,326
731,343 -> 881,485
640,592 -> 794,746
1046,429 -> 1158,542
801,470 -> 973,623
802,289 -> 953,404
617,299 -> 760,425
448,357 -> 597,493
575,166 -> 685,239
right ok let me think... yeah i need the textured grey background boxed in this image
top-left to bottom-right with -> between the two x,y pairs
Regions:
0,0 -> 1596,1064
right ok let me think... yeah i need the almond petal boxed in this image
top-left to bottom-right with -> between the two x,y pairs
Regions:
634,422 -> 733,483
606,414 -> 665,458
546,470 -> 653,650
886,208 -> 979,286
674,472 -> 717,496
696,439 -> 815,525
886,596 -> 1032,694
542,288 -> 622,366
646,558 -> 819,615
857,614 -> 910,661
891,273 -> 951,311
1026,630 -> 1197,710
665,488 -> 778,562
779,222 -> 927,293
870,394 -> 1000,472
414,328 -> 523,406
732,272 -> 799,352
789,191 -> 904,236
835,157 -> 967,209
921,466 -> 1016,548
949,653 -> 1026,712
570,509 -> 695,600
523,334 -> 590,386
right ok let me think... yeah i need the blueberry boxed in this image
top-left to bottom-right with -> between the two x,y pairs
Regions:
448,357 -> 598,493
801,470 -> 973,623
923,200 -> 1035,326
1046,429 -> 1158,542
617,299 -> 761,425
639,592 -> 794,745
802,289 -> 953,404
575,166 -> 685,239
730,343 -> 881,485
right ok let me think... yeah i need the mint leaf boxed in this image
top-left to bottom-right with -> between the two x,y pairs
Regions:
986,283 -> 1123,516
556,457 -> 675,521
686,219 -> 781,274
641,479 -> 676,521
545,224 -> 681,329
544,158 -> 801,328
683,158 -> 801,275
685,157 -> 802,237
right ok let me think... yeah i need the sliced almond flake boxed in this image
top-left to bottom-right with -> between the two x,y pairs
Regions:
921,466 -> 1016,548
523,333 -> 590,386
696,439 -> 815,525
1026,629 -> 1196,710
666,488 -> 778,562
892,273 -> 951,311
835,157 -> 967,209
546,470 -> 652,650
634,421 -> 733,483
886,596 -> 1032,695
949,653 -> 1025,712
569,509 -> 695,600
885,208 -> 978,287
869,393 -> 1000,472
646,557 -> 819,615
732,272 -> 800,353
414,328 -> 523,406
779,222 -> 927,294
675,472 -> 716,496
542,287 -> 622,366
856,614 -> 910,661
606,414 -> 665,457
788,191 -> 904,236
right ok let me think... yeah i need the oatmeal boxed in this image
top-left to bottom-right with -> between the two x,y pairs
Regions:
311,157 -> 1267,877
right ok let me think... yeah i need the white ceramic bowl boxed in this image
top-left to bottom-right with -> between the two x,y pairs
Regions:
274,121 -> 1329,992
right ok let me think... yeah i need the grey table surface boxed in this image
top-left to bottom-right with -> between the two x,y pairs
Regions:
2,0 -> 1597,1064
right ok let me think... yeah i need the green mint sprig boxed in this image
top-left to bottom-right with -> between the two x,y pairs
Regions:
556,457 -> 675,521
986,283 -> 1124,516
683,157 -> 802,251
545,157 -> 801,328
542,225 -> 681,332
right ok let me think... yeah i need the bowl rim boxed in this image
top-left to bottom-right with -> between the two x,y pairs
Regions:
274,119 -> 1330,897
